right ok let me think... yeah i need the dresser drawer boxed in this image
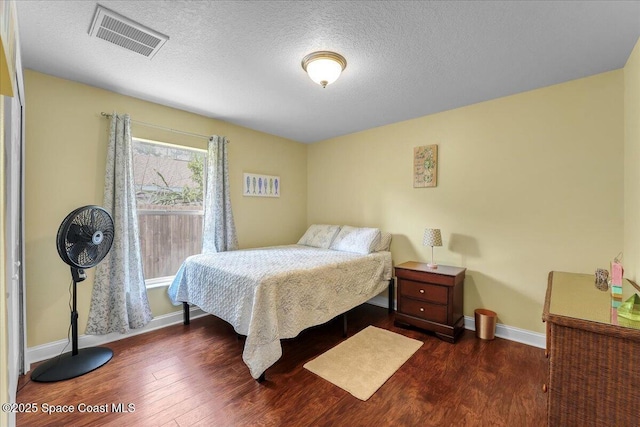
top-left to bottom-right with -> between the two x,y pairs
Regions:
399,279 -> 448,304
400,298 -> 448,324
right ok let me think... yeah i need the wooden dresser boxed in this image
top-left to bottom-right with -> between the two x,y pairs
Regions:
543,271 -> 640,426
394,262 -> 465,343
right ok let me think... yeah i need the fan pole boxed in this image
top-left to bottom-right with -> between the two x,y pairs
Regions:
71,280 -> 79,356
70,266 -> 85,356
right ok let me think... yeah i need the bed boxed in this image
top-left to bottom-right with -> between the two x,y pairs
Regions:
167,225 -> 393,380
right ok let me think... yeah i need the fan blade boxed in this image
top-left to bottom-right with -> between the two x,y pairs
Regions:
102,228 -> 114,241
67,242 -> 88,265
69,223 -> 95,243
82,224 -> 96,237
67,224 -> 83,243
85,244 -> 99,263
90,209 -> 97,233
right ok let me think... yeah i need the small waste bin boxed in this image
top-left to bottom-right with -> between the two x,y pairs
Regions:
474,308 -> 497,340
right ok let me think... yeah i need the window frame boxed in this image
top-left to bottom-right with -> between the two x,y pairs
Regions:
132,137 -> 207,288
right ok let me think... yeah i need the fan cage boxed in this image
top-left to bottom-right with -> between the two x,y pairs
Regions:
57,205 -> 114,269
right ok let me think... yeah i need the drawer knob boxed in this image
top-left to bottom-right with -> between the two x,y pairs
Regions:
419,289 -> 425,294
542,384 -> 548,393
419,307 -> 424,312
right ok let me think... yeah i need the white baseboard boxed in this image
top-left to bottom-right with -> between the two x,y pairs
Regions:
367,295 -> 545,349
26,307 -> 207,372
463,316 -> 545,348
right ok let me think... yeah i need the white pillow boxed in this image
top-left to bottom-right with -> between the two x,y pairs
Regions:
330,226 -> 381,254
375,232 -> 392,252
297,224 -> 341,249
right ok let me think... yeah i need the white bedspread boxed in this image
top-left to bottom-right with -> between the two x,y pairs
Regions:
167,244 -> 392,379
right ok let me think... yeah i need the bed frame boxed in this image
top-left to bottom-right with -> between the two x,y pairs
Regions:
180,278 -> 395,382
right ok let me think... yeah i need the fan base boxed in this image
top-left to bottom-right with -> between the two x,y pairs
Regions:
30,347 -> 113,382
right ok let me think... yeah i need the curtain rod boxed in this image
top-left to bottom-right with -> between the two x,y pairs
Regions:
101,112 -> 213,141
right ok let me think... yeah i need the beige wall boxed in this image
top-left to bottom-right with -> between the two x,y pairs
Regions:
308,71 -> 625,333
24,70 -> 307,347
624,38 -> 640,281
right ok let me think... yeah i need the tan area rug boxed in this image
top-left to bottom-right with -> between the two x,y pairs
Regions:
303,325 -> 423,401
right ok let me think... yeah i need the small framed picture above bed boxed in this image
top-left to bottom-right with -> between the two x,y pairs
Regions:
244,172 -> 280,197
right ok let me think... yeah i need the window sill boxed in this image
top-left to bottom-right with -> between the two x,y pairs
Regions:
145,276 -> 175,289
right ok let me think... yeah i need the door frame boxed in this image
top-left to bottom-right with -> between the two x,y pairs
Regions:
3,39 -> 26,414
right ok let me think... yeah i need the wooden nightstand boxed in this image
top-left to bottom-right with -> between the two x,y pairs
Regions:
394,262 -> 466,343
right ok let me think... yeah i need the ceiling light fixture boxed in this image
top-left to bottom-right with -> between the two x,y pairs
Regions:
301,51 -> 347,88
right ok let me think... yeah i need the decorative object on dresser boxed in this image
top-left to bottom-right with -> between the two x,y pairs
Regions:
542,271 -> 640,426
394,262 -> 465,343
422,228 -> 442,269
594,267 -> 609,291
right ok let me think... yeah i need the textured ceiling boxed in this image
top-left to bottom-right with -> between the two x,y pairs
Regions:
15,1 -> 640,143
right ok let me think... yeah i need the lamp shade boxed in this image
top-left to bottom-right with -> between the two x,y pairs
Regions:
423,228 -> 442,247
301,51 -> 347,88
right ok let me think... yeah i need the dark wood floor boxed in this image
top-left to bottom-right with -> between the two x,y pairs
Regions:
16,304 -> 547,426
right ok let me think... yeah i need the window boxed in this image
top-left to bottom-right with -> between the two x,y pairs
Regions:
132,138 -> 207,287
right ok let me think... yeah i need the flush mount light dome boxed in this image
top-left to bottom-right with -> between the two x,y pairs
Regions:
301,51 -> 347,88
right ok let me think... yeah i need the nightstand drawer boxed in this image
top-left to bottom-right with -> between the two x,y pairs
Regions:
401,298 -> 447,324
395,268 -> 454,286
399,279 -> 447,304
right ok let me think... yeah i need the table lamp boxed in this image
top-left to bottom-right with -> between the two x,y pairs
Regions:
423,228 -> 442,269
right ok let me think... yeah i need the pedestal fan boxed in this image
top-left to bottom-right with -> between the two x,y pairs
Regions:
31,205 -> 115,382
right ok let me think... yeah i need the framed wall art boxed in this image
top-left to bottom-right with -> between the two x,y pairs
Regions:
243,173 -> 280,198
413,144 -> 438,188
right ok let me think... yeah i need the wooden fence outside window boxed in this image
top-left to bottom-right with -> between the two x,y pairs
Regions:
138,211 -> 203,279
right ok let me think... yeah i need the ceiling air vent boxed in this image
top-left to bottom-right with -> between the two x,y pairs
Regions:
88,5 -> 168,59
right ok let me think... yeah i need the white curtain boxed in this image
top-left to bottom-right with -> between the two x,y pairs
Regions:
202,135 -> 238,253
86,113 -> 153,334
